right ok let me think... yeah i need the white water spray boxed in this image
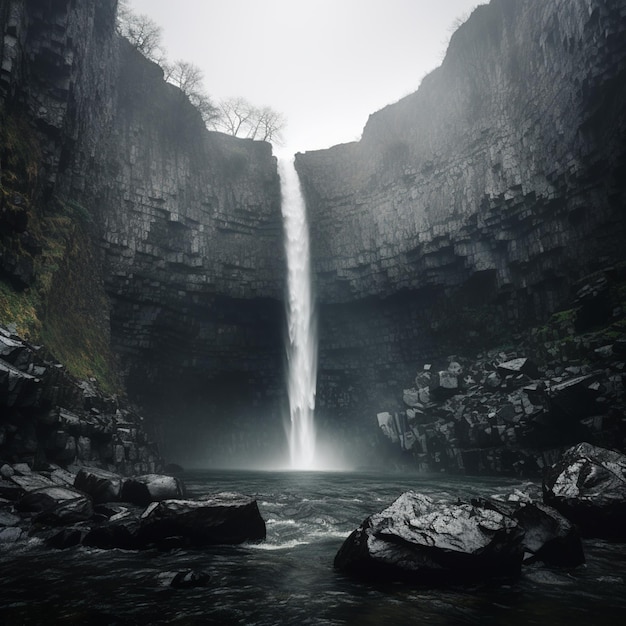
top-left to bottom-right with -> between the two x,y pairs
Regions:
279,157 -> 317,470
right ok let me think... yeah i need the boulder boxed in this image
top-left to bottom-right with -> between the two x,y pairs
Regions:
83,513 -> 142,550
430,371 -> 460,400
402,388 -> 420,407
476,497 -> 584,567
514,502 -> 584,566
46,525 -> 90,549
121,474 -> 186,505
9,472 -> 56,492
497,358 -> 539,379
0,527 -> 23,544
334,491 -> 524,584
543,442 -> 626,538
548,375 -> 602,421
139,493 -> 266,547
0,509 -> 20,527
33,495 -> 93,526
74,467 -> 126,503
16,485 -> 89,515
0,479 -> 23,501
168,570 -> 211,589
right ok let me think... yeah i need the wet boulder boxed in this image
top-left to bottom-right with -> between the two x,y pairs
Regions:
476,497 -> 584,567
0,508 -> 20,527
46,525 -> 90,549
548,375 -> 602,421
157,569 -> 212,588
0,527 -> 23,544
33,494 -> 93,526
430,371 -> 460,400
0,479 -> 24,501
139,492 -> 266,547
9,472 -> 57,492
121,474 -> 186,506
497,358 -> 539,379
83,512 -> 142,550
16,485 -> 87,513
74,467 -> 126,503
543,442 -> 626,538
515,502 -> 584,566
334,491 -> 524,584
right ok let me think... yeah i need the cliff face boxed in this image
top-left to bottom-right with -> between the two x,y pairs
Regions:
296,0 -> 626,429
3,0 -> 626,470
299,0 -> 626,306
1,0 -> 285,464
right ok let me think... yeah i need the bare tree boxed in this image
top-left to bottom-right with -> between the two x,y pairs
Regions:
163,60 -> 219,126
211,97 -> 254,137
250,106 -> 286,143
210,97 -> 285,144
116,0 -> 165,64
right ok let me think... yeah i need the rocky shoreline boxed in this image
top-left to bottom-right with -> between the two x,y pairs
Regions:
335,442 -> 626,584
1,323 -> 161,474
375,270 -> 626,476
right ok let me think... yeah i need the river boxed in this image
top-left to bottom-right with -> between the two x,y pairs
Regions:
1,470 -> 625,624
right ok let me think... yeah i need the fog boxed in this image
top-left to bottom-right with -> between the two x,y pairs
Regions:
129,0 -> 482,153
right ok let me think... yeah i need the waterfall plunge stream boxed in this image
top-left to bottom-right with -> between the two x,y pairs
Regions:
279,157 -> 318,470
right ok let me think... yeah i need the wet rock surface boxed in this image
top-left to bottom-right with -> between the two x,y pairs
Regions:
0,324 -> 162,474
374,303 -> 626,476
336,477 -> 590,584
138,494 -> 266,547
0,462 -> 266,552
335,491 -> 525,584
543,442 -> 626,538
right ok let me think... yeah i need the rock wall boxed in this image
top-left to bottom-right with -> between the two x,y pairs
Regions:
1,0 -> 286,465
296,0 -> 626,441
95,42 -> 286,461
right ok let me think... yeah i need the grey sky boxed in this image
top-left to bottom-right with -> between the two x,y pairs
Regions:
129,0 -> 482,155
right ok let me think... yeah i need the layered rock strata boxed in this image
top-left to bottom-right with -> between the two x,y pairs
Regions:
0,323 -> 161,473
296,0 -> 626,436
1,0 -> 285,462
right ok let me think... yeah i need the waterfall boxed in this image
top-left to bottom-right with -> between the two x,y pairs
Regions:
279,157 -> 318,470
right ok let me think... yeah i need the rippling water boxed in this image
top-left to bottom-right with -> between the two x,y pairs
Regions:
1,470 -> 625,625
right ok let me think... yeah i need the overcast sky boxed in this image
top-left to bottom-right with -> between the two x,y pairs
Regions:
129,0 -> 482,155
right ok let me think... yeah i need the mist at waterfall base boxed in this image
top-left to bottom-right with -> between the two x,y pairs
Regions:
156,159 -> 352,472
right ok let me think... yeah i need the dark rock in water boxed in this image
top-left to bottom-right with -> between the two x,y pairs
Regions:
0,527 -> 23,543
0,509 -> 21,527
16,485 -> 88,513
0,479 -> 23,501
33,495 -> 93,526
10,473 -> 57,492
169,570 -> 211,589
515,502 -> 584,566
121,474 -> 186,505
334,491 -> 524,584
74,467 -> 126,504
477,496 -> 584,567
543,442 -> 626,538
139,493 -> 266,547
46,525 -> 89,549
93,503 -> 131,519
83,513 -> 142,550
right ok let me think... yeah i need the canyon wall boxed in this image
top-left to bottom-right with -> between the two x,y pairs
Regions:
1,0 -> 285,466
2,0 -> 626,470
296,0 -> 626,438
